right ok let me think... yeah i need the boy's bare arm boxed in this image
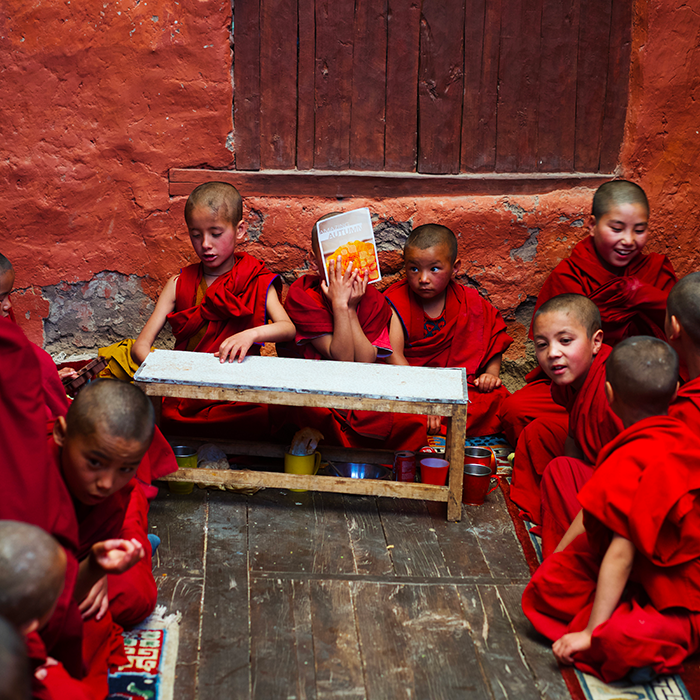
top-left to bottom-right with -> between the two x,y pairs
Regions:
552,534 -> 634,664
346,271 -> 378,363
473,353 -> 503,393
217,286 -> 295,363
386,310 -> 409,365
554,508 -> 585,554
131,275 -> 178,365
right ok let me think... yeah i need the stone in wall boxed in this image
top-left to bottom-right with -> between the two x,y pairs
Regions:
42,272 -> 174,355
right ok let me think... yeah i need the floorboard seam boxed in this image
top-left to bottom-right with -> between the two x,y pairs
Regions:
251,572 -> 531,585
194,493 -> 209,696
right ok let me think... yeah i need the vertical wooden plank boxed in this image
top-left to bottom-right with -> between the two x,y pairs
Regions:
378,498 -> 450,577
343,495 -> 394,576
599,0 -> 633,172
260,0 -> 298,169
233,0 -> 261,170
444,404 -> 466,521
537,0 -> 580,171
350,0 -> 388,170
314,0 -> 354,169
385,0 -> 421,171
461,0 -> 501,172
499,585 -> 573,700
574,0 -> 613,171
297,0 -> 316,170
458,585 -> 549,700
197,492 -> 251,697
495,0 -> 543,172
149,490 -> 207,698
354,582 -> 488,699
250,577 -> 317,700
417,1 -> 465,174
308,492 -> 356,575
310,581 -> 366,700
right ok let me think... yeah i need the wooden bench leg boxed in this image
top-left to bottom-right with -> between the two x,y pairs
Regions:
445,404 -> 467,521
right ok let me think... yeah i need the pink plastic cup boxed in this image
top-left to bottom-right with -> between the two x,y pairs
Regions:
462,463 -> 498,505
420,457 -> 450,486
464,447 -> 497,474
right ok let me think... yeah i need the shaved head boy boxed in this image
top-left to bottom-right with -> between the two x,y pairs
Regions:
0,253 -> 14,319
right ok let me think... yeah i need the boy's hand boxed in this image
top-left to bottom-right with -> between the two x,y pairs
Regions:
552,630 -> 592,665
91,538 -> 144,575
216,328 -> 259,363
348,269 -> 369,310
426,415 -> 442,434
473,373 -> 502,393
321,257 -> 358,308
79,576 -> 109,621
57,367 -> 78,380
35,657 -> 59,681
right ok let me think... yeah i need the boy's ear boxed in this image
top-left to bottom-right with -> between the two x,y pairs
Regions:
591,328 -> 604,354
235,220 -> 247,242
667,314 -> 682,341
53,416 -> 68,448
604,380 -> 614,405
451,258 -> 462,277
671,380 -> 680,404
587,215 -> 598,236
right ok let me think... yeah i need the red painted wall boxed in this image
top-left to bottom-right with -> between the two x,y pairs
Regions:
1,1 -> 698,379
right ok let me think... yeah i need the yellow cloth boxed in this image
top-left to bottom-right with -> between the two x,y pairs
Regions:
185,277 -> 209,352
98,338 -> 144,381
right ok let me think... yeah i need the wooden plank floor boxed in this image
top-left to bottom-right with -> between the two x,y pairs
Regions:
149,485 -> 570,700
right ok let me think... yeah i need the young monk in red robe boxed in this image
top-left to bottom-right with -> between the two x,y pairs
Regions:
0,521 -> 130,700
510,295 -> 622,536
0,322 -> 145,692
385,224 -> 513,436
499,180 -> 676,447
666,271 -> 700,428
522,337 -> 700,684
132,181 -> 295,439
278,214 -> 425,450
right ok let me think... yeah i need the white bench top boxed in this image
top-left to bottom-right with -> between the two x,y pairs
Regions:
134,350 -> 467,405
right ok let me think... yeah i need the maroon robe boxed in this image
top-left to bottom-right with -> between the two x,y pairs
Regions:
523,416 -> 700,682
385,279 -> 513,436
162,254 -> 281,439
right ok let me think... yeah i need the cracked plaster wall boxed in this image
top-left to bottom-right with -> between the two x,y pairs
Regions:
2,0 -> 699,389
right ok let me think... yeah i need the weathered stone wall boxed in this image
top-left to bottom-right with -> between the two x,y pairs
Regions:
2,1 -> 699,387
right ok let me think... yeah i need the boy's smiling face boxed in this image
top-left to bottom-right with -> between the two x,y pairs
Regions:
53,417 -> 147,506
589,201 -> 649,270
0,269 -> 14,318
533,310 -> 603,390
186,206 -> 245,276
404,243 -> 460,302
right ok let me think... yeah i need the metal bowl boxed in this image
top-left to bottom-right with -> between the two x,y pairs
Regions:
327,461 -> 392,480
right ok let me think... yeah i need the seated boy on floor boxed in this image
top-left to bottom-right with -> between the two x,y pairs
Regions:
510,294 -> 622,540
522,337 -> 700,684
278,214 -> 426,450
0,520 -> 133,700
130,181 -> 295,439
499,180 -> 677,448
384,223 -> 512,436
50,379 -> 162,631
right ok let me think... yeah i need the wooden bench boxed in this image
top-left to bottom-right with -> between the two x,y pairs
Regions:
134,350 -> 468,521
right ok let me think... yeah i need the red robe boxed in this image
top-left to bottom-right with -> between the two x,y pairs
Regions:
385,279 -> 513,436
511,345 -> 623,525
669,374 -> 700,428
161,255 -> 280,439
0,318 -> 83,677
278,275 -> 426,450
523,416 -> 700,682
498,236 -> 677,445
